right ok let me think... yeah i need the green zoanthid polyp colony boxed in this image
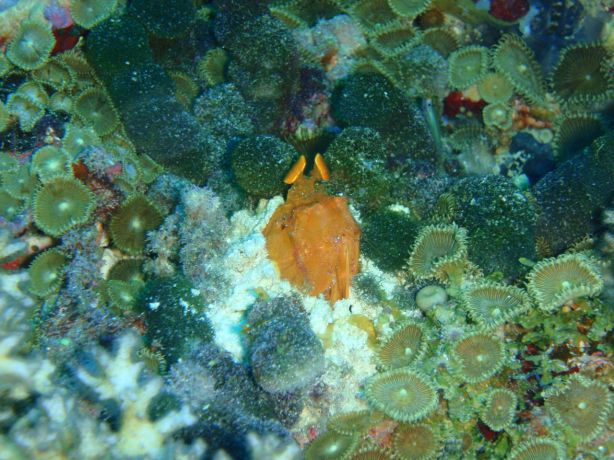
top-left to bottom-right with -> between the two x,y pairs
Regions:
0,0 -> 612,459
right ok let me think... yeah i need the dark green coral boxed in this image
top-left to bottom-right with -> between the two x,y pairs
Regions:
331,72 -> 436,162
129,0 -> 196,38
331,72 -> 408,132
85,15 -> 217,183
447,175 -> 537,279
231,135 -> 297,198
224,15 -> 300,130
534,134 -> 614,255
85,15 -> 153,79
361,207 -> 420,271
324,127 -> 392,210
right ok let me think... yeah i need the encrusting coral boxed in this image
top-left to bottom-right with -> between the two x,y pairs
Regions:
480,388 -> 517,431
324,127 -> 392,210
27,248 -> 68,297
450,332 -> 506,383
128,0 -> 196,38
361,207 -> 419,272
6,20 -> 55,71
393,423 -> 440,460
544,374 -> 612,443
231,135 -> 297,198
263,154 -> 360,306
137,274 -> 212,364
223,14 -> 300,130
492,34 -> 545,103
364,368 -> 438,422
33,176 -> 96,237
192,83 -> 254,139
377,321 -> 429,370
447,45 -> 489,90
332,69 -> 436,161
551,42 -> 613,106
527,253 -> 604,313
110,194 -> 163,255
446,175 -> 537,278
462,281 -> 530,330
246,295 -> 325,393
507,438 -> 567,460
533,133 -> 614,255
144,180 -> 229,299
407,223 -> 468,283
69,0 -> 119,29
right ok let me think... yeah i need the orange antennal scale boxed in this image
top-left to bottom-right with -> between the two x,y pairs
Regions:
284,155 -> 307,184
314,153 -> 330,181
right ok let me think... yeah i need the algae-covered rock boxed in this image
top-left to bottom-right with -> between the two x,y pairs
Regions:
137,275 -> 213,364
